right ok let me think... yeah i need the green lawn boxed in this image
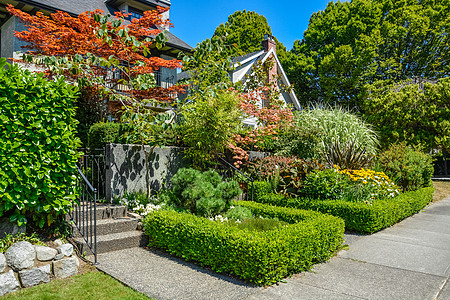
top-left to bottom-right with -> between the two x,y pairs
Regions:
3,271 -> 150,300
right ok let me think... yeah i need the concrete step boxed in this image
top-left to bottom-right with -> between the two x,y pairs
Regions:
72,217 -> 138,238
69,204 -> 127,221
73,230 -> 149,255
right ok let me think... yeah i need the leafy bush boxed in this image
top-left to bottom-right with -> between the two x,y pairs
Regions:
144,202 -> 344,285
302,168 -> 400,203
363,78 -> 450,153
181,91 -> 242,168
278,159 -> 326,197
243,155 -> 297,182
225,206 -> 253,221
253,187 -> 434,233
288,107 -> 378,161
170,168 -> 241,217
0,233 -> 44,253
0,60 -> 80,227
87,122 -> 134,149
301,169 -> 344,200
376,143 -> 434,191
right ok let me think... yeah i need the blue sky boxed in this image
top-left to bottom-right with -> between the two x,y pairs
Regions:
170,0 -> 334,50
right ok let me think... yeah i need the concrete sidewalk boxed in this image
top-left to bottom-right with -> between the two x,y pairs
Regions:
96,196 -> 450,300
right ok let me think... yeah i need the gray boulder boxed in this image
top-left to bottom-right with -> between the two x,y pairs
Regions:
54,253 -> 64,261
0,270 -> 20,296
54,239 -> 63,247
0,253 -> 6,272
53,257 -> 78,278
5,241 -> 36,271
19,265 -> 51,288
57,243 -> 73,257
35,245 -> 57,261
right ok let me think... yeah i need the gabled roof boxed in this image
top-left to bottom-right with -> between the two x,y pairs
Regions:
2,0 -> 192,53
232,48 -> 301,110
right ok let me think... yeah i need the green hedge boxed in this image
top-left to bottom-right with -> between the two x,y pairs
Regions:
0,60 -> 80,226
144,203 -> 344,286
87,122 -> 133,149
253,181 -> 273,201
255,187 -> 434,233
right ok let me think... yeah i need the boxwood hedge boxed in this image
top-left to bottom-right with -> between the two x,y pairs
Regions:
253,181 -> 434,233
143,202 -> 344,286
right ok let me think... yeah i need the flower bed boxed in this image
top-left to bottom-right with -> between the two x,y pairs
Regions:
253,181 -> 434,233
143,202 -> 344,286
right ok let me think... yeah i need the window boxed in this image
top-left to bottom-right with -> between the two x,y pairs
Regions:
128,7 -> 143,20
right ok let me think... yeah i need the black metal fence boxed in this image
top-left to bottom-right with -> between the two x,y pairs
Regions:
69,166 -> 98,264
215,157 -> 254,201
78,148 -> 106,201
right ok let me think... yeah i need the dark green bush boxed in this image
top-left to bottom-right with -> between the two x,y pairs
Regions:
254,187 -> 434,233
0,60 -> 80,227
278,159 -> 326,197
376,143 -> 434,191
87,122 -> 134,149
170,168 -> 241,217
144,202 -> 344,285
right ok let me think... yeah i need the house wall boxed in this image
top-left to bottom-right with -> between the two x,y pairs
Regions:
160,54 -> 178,86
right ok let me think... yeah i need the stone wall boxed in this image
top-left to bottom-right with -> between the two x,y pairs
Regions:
0,240 -> 79,296
105,144 -> 188,201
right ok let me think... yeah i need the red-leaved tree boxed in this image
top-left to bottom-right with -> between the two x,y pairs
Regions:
7,5 -> 185,113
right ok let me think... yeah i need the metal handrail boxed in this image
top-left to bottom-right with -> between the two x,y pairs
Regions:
70,166 -> 98,264
218,157 -> 254,201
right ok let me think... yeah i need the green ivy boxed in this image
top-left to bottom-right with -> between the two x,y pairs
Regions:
0,59 -> 80,227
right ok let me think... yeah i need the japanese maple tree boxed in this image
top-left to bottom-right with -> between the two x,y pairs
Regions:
6,5 -> 185,112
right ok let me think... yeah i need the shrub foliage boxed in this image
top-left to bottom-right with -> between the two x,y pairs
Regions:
144,202 -> 344,285
171,168 -> 241,217
376,143 -> 434,191
0,60 -> 80,226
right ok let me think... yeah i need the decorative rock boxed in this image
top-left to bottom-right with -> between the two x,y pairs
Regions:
54,253 -> 64,261
54,239 -> 63,247
57,244 -> 73,257
35,245 -> 57,261
0,270 -> 20,296
73,255 -> 80,267
53,257 -> 78,279
19,265 -> 51,288
0,253 -> 6,273
5,241 -> 36,271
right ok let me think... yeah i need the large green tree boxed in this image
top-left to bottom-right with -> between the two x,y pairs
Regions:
286,0 -> 450,109
197,10 -> 288,60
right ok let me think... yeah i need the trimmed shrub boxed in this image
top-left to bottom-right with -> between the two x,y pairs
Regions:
0,60 -> 80,226
376,143 -> 434,191
225,206 -> 253,221
144,202 -> 344,285
255,187 -> 434,233
87,122 -> 134,149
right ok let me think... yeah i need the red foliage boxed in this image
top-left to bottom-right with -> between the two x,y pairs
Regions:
6,5 -> 185,107
228,87 -> 294,167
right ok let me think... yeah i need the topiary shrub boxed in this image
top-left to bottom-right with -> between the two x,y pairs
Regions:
376,143 -> 434,191
0,60 -> 80,227
87,122 -> 134,149
170,168 -> 242,217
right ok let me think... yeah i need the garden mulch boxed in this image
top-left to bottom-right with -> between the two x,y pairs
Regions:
95,195 -> 450,300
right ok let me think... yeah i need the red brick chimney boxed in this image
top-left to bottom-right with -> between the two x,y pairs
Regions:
262,34 -> 276,54
262,34 -> 278,97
